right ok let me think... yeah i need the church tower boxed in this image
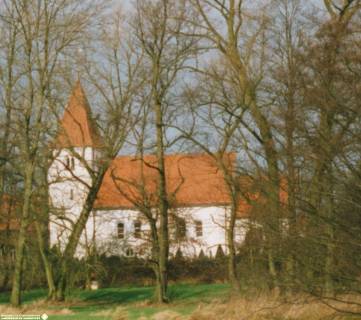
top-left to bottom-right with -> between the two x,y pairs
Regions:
48,81 -> 102,251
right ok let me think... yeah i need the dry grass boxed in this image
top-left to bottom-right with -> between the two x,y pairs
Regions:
2,290 -> 360,320
95,306 -> 129,320
133,299 -> 153,308
187,293 -> 361,320
90,293 -> 361,320
151,310 -> 183,320
94,306 -> 129,320
111,306 -> 129,320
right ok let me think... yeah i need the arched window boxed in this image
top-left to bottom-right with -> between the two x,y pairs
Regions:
117,222 -> 124,239
195,220 -> 203,237
134,221 -> 141,239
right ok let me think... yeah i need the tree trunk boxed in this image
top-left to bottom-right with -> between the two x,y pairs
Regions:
256,113 -> 281,290
308,108 -> 335,296
227,198 -> 241,293
324,222 -> 334,296
323,167 -> 335,296
10,163 -> 33,307
284,94 -> 297,294
155,96 -> 169,303
238,65 -> 281,290
227,231 -> 241,292
53,169 -> 106,301
148,218 -> 166,302
267,249 -> 278,290
34,220 -> 56,299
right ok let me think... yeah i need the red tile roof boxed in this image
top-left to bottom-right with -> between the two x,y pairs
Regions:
94,153 -> 268,217
56,81 -> 102,148
95,153 -> 234,209
94,153 -> 288,218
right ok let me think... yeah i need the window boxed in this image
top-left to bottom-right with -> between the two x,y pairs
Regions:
71,157 -> 75,169
65,156 -> 70,168
195,220 -> 203,237
134,221 -> 141,239
176,218 -> 186,240
125,247 -> 134,257
70,189 -> 74,200
65,156 -> 75,169
117,222 -> 124,239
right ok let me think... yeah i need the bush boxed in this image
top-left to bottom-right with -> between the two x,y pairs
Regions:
92,255 -> 228,287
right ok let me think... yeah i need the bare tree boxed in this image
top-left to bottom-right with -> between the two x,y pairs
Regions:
49,8 -> 145,301
294,0 -> 361,296
0,7 -> 18,291
186,0 -> 284,288
173,60 -> 249,292
268,0 -> 304,292
129,0 -> 197,302
0,0 -> 102,306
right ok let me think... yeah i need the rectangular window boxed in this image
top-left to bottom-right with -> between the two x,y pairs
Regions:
134,221 -> 141,239
117,222 -> 124,239
71,157 -> 75,169
70,189 -> 74,200
176,218 -> 186,240
195,220 -> 203,237
125,247 -> 134,257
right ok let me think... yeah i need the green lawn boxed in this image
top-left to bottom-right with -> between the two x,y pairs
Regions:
0,283 -> 231,320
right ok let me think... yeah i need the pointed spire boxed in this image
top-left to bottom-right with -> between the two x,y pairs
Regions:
56,80 -> 102,148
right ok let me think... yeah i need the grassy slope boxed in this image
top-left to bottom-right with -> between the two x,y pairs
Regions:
0,284 -> 230,320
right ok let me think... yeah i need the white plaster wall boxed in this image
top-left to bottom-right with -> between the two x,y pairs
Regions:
91,209 -> 149,257
92,207 -> 250,259
48,147 -> 99,255
171,206 -> 227,258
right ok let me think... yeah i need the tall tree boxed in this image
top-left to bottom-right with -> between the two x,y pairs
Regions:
0,4 -> 18,291
188,0 -> 282,287
174,61 -> 247,292
50,8 -> 144,301
269,0 -> 304,292
0,0 -> 101,306
300,0 -> 361,295
131,0 -> 197,302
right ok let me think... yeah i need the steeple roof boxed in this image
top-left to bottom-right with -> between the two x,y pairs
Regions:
56,80 -> 102,148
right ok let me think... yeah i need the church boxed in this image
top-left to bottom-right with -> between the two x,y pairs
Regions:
48,82 -> 257,259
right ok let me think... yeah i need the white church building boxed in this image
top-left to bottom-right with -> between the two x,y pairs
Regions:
48,82 -> 256,259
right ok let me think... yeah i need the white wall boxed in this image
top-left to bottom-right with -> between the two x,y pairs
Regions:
48,147 -> 98,255
91,206 -> 250,258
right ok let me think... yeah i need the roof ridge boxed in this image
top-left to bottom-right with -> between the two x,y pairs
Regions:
113,151 -> 236,159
